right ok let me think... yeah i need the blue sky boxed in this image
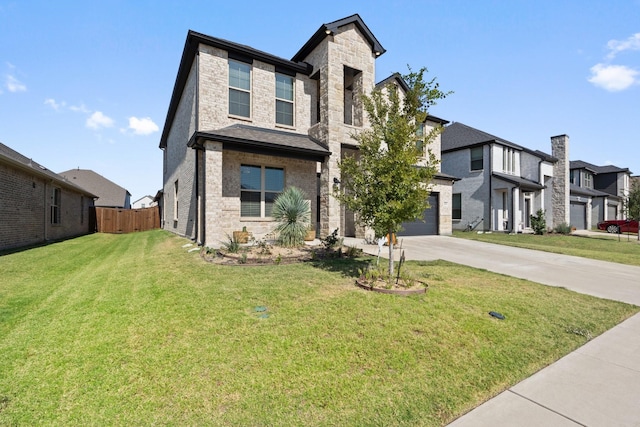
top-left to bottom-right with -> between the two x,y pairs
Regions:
1,1 -> 639,201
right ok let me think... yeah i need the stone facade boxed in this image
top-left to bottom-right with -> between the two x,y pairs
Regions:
551,134 -> 570,228
160,15 -> 455,247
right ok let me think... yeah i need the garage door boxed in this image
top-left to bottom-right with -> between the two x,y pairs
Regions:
607,205 -> 617,220
398,193 -> 439,236
570,202 -> 586,230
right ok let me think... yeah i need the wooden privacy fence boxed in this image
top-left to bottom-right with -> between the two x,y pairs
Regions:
94,207 -> 160,234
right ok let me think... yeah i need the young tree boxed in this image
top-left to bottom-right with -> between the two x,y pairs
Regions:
335,67 -> 450,276
626,180 -> 640,220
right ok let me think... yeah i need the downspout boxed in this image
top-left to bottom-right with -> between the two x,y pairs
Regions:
488,144 -> 492,231
194,48 -> 202,244
43,180 -> 48,242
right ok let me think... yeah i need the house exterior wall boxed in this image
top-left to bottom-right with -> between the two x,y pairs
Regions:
431,178 -> 453,235
443,146 -> 490,231
162,58 -> 198,239
0,161 -> 93,251
201,148 -> 317,245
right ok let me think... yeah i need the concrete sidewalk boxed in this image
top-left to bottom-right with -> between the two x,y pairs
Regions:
343,236 -> 640,426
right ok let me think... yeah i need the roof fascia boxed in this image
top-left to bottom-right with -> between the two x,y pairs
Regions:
292,14 -> 386,62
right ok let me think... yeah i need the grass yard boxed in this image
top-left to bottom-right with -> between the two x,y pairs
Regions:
0,230 -> 637,426
454,230 -> 640,267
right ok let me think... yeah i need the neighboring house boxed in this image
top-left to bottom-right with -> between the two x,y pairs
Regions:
59,169 -> 131,209
441,122 -> 565,233
159,14 -> 455,247
132,195 -> 156,209
0,142 -> 96,251
569,160 -> 632,229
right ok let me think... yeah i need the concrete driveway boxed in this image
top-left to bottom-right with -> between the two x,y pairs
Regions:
343,235 -> 640,426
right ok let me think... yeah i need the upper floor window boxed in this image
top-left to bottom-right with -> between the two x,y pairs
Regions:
470,146 -> 483,171
415,123 -> 425,156
570,170 -> 577,185
51,187 -> 61,224
344,66 -> 362,126
275,74 -> 294,126
503,147 -> 516,174
229,60 -> 251,118
241,165 -> 284,217
584,172 -> 593,189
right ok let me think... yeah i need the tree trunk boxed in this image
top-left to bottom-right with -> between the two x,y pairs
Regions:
388,227 -> 394,277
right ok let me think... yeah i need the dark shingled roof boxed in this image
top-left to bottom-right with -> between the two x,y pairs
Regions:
0,142 -> 96,197
58,169 -> 130,208
570,160 -> 632,175
442,122 -> 555,162
570,183 -> 618,199
442,122 -> 523,152
188,124 -> 330,162
492,172 -> 545,191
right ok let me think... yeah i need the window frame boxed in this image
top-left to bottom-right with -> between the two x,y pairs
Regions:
173,180 -> 179,221
584,172 -> 593,189
51,187 -> 61,225
502,147 -> 516,174
452,193 -> 462,220
470,146 -> 483,171
228,59 -> 251,118
275,73 -> 294,127
240,164 -> 285,218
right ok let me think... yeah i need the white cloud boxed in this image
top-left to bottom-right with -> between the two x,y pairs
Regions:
86,111 -> 115,129
127,116 -> 159,135
44,98 -> 65,111
588,63 -> 639,91
70,103 -> 90,113
606,32 -> 640,60
6,74 -> 26,92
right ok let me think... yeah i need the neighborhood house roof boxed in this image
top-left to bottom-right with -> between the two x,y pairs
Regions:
570,160 -> 632,175
570,183 -> 617,199
0,142 -> 96,197
441,122 -> 555,162
188,124 -> 331,162
59,169 -> 130,208
492,172 -> 545,191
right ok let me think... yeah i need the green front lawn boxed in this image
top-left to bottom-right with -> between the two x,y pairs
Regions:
454,231 -> 640,267
0,231 -> 636,426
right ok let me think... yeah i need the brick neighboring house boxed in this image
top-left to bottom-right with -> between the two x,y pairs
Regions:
569,160 -> 632,229
159,14 -> 456,247
59,169 -> 131,209
441,122 -> 563,233
0,142 -> 96,251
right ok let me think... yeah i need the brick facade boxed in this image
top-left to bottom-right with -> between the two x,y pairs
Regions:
0,156 -> 94,251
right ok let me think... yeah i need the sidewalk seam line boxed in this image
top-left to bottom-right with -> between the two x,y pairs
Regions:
507,389 -> 587,426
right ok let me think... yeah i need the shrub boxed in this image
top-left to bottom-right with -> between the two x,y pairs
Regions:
530,209 -> 546,235
272,187 -> 311,247
321,228 -> 343,250
554,222 -> 572,235
221,234 -> 241,253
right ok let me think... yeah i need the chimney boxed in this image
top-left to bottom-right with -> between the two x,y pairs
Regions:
551,134 -> 570,228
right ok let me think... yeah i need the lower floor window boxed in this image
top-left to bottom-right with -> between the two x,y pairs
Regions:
452,193 -> 461,220
241,164 -> 284,217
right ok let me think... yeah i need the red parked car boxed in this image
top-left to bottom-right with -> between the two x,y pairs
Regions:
597,219 -> 639,234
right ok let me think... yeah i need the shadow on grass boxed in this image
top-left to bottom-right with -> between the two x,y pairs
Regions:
309,255 -> 374,278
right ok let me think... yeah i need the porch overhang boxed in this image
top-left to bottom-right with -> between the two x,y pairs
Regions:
492,172 -> 544,191
188,124 -> 331,163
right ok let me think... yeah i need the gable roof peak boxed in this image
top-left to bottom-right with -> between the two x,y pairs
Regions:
291,14 -> 385,62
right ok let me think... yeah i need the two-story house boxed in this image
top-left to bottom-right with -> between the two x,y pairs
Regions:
159,14 -> 455,247
441,122 -> 561,233
569,160 -> 632,229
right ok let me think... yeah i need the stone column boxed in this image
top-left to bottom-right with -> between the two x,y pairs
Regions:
551,134 -> 570,228
204,141 -> 224,246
